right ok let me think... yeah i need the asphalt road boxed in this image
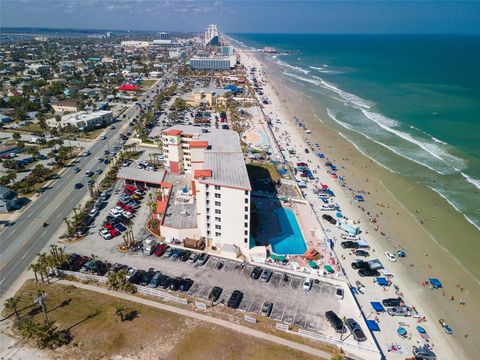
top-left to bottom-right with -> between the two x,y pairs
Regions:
0,72 -> 175,298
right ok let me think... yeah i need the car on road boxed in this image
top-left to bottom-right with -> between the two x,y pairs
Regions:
74,183 -> 83,189
302,277 -> 313,291
261,301 -> 273,317
100,135 -> 107,140
351,261 -> 369,270
341,241 -> 359,249
179,278 -> 194,292
98,229 -> 112,240
250,266 -> 263,279
87,178 -> 95,186
208,287 -> 223,302
358,268 -> 380,277
260,269 -> 273,282
387,307 -> 412,317
73,167 -> 81,173
335,287 -> 344,300
382,298 -> 404,307
227,290 -> 243,309
325,311 -> 346,333
346,318 -> 367,342
95,169 -> 103,175
354,250 -> 370,257
385,251 -> 397,262
85,170 -> 94,177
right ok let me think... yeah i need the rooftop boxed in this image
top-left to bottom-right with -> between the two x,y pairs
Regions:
162,173 -> 197,229
117,167 -> 166,185
200,152 -> 251,191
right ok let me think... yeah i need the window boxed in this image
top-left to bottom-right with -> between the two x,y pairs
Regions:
215,201 -> 221,206
244,215 -> 248,220
206,215 -> 210,220
206,200 -> 210,204
214,185 -> 221,190
207,230 -> 211,235
206,192 -> 210,196
215,209 -> 221,214
206,207 -> 210,212
207,223 -> 210,228
215,217 -> 221,222
244,223 -> 248,228
245,190 -> 249,195
214,193 -> 221,198
244,198 -> 249,204
245,206 -> 248,212
215,232 -> 221,237
205,184 -> 209,189
244,230 -> 248,235
215,225 -> 221,230
244,238 -> 248,243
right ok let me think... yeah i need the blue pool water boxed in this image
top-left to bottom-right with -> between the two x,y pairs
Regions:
270,207 -> 307,255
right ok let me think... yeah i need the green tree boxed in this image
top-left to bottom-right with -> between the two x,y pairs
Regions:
12,132 -> 21,141
5,297 -> 20,319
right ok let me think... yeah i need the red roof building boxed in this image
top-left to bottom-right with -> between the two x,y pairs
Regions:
118,84 -> 138,91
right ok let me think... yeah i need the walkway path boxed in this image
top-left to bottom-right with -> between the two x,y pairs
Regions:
59,280 -> 332,359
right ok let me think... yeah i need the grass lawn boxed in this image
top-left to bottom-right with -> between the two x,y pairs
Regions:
78,127 -> 105,140
3,281 -> 325,360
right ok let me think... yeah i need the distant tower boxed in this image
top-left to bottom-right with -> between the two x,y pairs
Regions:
159,32 -> 168,40
106,32 -> 111,38
204,24 -> 220,46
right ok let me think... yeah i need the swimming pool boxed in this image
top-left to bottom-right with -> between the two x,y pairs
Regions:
269,207 -> 307,255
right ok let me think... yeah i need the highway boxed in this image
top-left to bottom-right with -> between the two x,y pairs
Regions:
0,72 -> 175,298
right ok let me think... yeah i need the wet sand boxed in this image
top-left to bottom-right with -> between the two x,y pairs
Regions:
249,53 -> 479,359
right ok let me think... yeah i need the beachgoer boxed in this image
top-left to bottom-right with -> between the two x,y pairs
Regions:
451,296 -> 455,301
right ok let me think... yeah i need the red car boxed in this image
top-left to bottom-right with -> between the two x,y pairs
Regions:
103,223 -> 114,230
123,206 -> 135,213
125,185 -> 136,192
154,244 -> 167,257
109,229 -> 120,237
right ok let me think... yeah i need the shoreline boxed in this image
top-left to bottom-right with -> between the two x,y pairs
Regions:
236,48 -> 479,359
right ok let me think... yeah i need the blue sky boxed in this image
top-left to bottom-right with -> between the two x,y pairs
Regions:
1,1 -> 480,34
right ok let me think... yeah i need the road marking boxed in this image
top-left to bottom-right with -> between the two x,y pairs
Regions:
22,252 -> 29,259
41,230 -> 47,236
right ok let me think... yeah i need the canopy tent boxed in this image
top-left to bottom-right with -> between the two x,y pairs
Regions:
277,255 -> 286,262
370,301 -> 386,313
429,278 -> 442,289
376,277 -> 389,286
269,254 -> 278,260
355,195 -> 365,202
336,212 -> 343,218
308,261 -> 319,269
366,320 -> 380,331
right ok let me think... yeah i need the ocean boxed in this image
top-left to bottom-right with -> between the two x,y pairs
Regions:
230,33 -> 480,232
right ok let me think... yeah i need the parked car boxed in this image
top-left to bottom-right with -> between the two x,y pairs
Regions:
346,318 -> 367,342
358,268 -> 380,277
227,290 -> 243,309
387,307 -> 412,317
335,287 -> 344,300
109,229 -> 120,237
354,250 -> 370,257
351,261 -> 370,270
250,267 -> 263,279
198,253 -> 210,265
385,251 -> 397,262
302,278 -> 313,291
260,269 -> 273,282
322,214 -> 337,225
114,223 -> 127,232
382,298 -> 404,307
159,275 -> 172,289
325,311 -> 346,333
180,251 -> 192,262
261,301 -> 273,317
154,244 -> 168,257
169,277 -> 182,291
208,287 -> 223,302
341,241 -> 359,249
163,248 -> 174,258
187,253 -> 199,263
98,229 -> 112,240
179,278 -> 194,292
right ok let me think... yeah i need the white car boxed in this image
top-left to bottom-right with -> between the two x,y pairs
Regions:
385,251 -> 397,262
302,278 -> 313,291
122,211 -> 133,219
89,207 -> 98,217
98,229 -> 112,240
110,208 -> 122,217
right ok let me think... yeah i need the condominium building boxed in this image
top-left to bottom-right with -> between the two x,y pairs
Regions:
120,41 -> 150,48
180,87 -> 230,108
204,24 -> 220,46
51,99 -> 81,113
161,125 -> 251,255
188,56 -> 234,71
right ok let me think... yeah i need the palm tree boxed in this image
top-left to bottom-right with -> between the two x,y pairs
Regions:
29,263 -> 39,283
5,297 -> 20,319
114,304 -> 126,321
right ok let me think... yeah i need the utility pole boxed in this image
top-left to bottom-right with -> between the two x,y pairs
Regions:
34,291 -> 49,327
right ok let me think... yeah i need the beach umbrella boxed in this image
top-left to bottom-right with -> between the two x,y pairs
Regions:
277,255 -> 286,262
308,261 -> 318,269
270,254 -> 278,261
397,327 -> 407,337
336,212 -> 342,218
324,265 -> 334,273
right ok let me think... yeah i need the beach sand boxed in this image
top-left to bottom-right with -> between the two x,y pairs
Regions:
238,49 -> 479,359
